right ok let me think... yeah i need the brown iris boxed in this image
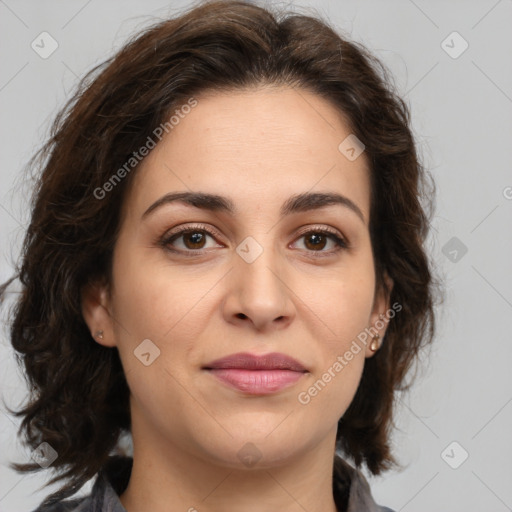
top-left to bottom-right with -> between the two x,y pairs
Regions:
183,231 -> 207,249
304,233 -> 327,251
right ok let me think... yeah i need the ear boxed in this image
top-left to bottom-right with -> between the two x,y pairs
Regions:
365,272 -> 394,358
81,277 -> 117,348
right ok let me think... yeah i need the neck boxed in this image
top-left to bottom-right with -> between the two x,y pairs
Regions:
119,418 -> 340,512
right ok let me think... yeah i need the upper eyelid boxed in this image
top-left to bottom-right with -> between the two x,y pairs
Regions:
164,223 -> 224,242
164,222 -> 345,238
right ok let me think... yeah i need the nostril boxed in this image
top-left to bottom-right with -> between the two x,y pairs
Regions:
236,313 -> 247,319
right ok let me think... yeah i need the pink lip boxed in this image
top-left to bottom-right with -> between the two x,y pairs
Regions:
203,352 -> 308,395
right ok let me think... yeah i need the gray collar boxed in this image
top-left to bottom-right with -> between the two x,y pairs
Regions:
39,455 -> 392,512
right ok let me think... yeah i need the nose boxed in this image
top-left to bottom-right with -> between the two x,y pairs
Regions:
222,241 -> 295,332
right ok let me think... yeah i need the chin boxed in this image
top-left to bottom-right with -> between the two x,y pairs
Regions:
197,426 -> 317,471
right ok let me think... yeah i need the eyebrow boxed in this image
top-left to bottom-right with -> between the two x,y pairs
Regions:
142,191 -> 365,223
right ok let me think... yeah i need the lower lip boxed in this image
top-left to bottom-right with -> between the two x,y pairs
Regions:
207,369 -> 305,394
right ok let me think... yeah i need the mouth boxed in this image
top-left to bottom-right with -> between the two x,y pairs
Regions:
202,352 -> 308,395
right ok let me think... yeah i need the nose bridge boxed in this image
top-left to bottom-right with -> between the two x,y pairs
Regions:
227,232 -> 293,327
236,234 -> 284,298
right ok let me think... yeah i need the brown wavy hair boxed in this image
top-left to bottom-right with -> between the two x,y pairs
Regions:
0,0 -> 441,506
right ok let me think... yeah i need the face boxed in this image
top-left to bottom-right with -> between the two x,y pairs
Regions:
83,86 -> 392,469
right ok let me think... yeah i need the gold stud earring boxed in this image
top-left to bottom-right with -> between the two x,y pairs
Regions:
370,334 -> 380,352
94,330 -> 104,340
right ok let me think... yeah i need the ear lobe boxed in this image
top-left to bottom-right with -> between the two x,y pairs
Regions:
81,278 -> 116,348
365,272 -> 394,358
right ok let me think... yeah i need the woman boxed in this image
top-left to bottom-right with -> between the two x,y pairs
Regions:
1,1 -> 439,510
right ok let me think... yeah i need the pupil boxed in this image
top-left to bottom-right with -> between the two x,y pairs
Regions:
187,232 -> 204,248
307,233 -> 326,250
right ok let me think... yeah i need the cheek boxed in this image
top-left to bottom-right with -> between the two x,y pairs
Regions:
294,272 -> 372,421
297,258 -> 376,350
292,256 -> 375,410
109,245 -> 222,369
108,250 -> 220,430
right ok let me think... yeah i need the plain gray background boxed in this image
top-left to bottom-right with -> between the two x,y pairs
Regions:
1,0 -> 511,511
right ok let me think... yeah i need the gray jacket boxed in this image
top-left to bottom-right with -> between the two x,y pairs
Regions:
32,455 -> 395,512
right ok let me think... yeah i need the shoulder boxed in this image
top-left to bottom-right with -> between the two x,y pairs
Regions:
333,455 -> 396,512
30,496 -> 91,512
30,456 -> 132,512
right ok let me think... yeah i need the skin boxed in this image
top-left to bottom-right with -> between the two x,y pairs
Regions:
82,86 -> 392,512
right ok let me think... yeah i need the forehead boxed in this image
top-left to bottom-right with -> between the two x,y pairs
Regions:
125,86 -> 371,223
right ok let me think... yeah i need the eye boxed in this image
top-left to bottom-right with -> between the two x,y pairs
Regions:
160,223 -> 223,255
159,223 -> 349,258
291,227 -> 348,257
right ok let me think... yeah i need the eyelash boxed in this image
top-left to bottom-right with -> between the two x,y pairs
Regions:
159,223 -> 349,258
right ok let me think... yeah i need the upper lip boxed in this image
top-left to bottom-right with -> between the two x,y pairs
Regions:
203,352 -> 307,372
